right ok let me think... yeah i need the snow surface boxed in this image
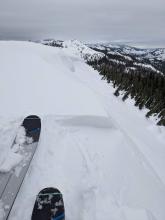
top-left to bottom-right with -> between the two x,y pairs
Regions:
0,126 -> 28,173
0,41 -> 165,220
0,149 -> 23,173
63,40 -> 104,61
0,201 -> 5,220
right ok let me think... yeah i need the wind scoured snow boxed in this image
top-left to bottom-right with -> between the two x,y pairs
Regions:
0,41 -> 165,220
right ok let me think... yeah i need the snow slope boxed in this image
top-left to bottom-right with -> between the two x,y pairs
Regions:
41,39 -> 105,61
0,41 -> 165,220
0,41 -> 105,117
63,40 -> 104,61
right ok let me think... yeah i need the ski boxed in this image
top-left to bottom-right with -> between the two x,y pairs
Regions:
32,187 -> 65,220
0,115 -> 41,220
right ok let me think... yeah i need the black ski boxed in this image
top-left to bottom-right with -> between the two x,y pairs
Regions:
32,187 -> 65,220
0,115 -> 41,220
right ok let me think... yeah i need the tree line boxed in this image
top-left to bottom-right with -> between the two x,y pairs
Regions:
87,56 -> 165,126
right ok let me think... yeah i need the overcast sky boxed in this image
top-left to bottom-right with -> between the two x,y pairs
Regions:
0,0 -> 165,47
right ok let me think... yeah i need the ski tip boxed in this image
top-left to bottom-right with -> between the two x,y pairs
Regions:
32,187 -> 65,220
22,115 -> 41,142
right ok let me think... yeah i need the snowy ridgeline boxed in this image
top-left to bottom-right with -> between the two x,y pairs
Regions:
41,39 -> 165,75
41,39 -> 105,61
88,42 -> 165,61
0,41 -> 165,220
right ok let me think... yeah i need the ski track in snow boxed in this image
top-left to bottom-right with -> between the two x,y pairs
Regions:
0,42 -> 165,220
65,60 -> 165,183
8,115 -> 165,220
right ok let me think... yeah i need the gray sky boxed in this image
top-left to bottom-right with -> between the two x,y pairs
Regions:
0,0 -> 165,47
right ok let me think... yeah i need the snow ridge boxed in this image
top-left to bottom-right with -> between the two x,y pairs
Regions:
62,40 -> 104,61
40,39 -> 165,74
41,39 -> 105,61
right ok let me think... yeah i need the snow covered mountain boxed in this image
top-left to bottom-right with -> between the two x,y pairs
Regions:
89,43 -> 165,61
89,43 -> 165,74
0,41 -> 165,220
40,39 -> 165,75
41,39 -> 104,61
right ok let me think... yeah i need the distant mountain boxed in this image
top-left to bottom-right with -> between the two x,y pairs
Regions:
88,43 -> 165,61
86,43 -> 165,126
40,39 -> 165,75
88,43 -> 165,75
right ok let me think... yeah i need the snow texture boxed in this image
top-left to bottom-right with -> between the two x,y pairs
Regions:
0,41 -> 165,220
0,126 -> 31,173
63,40 -> 104,61
0,201 -> 5,219
0,150 -> 23,173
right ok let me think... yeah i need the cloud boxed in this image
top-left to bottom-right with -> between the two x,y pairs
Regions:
0,0 -> 165,46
